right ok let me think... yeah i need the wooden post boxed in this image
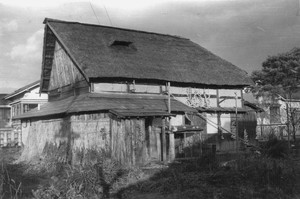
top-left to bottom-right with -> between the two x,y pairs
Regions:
216,89 -> 222,149
20,103 -> 23,115
167,82 -> 175,161
162,118 -> 167,162
286,101 -> 291,150
199,130 -> 202,157
169,131 -> 175,161
167,82 -> 171,113
235,92 -> 239,153
217,113 -> 221,144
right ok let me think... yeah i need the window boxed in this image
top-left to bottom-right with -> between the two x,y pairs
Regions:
0,133 -> 4,147
185,116 -> 192,125
7,132 -> 11,146
23,104 -> 38,113
270,105 -> 280,124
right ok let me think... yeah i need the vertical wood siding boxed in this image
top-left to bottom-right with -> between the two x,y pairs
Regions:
49,42 -> 85,91
20,113 -> 163,166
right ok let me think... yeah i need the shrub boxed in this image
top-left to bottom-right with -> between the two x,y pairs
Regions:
261,136 -> 289,158
32,148 -> 129,199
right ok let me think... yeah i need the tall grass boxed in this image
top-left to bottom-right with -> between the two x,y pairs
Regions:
0,163 -> 22,199
32,148 -> 133,199
30,138 -> 300,199
117,138 -> 300,199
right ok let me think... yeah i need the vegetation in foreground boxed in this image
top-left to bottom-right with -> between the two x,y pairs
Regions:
0,138 -> 299,199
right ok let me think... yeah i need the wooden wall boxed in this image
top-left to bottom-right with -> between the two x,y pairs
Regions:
70,113 -> 111,163
48,41 -> 89,101
49,42 -> 85,90
19,113 -> 163,166
19,117 -> 69,162
110,117 -> 162,165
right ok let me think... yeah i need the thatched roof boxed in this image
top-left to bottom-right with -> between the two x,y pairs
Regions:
14,93 -> 196,119
42,18 -> 252,91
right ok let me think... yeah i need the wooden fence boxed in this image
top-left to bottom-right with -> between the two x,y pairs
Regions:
0,128 -> 19,147
256,123 -> 287,141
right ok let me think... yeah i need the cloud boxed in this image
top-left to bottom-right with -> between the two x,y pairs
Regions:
0,0 -> 83,8
0,19 -> 18,36
8,29 -> 43,61
4,19 -> 18,31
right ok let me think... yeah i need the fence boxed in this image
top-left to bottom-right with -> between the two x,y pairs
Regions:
0,128 -> 20,147
256,123 -> 287,141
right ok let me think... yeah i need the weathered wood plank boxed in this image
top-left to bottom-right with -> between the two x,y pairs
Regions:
49,41 -> 86,91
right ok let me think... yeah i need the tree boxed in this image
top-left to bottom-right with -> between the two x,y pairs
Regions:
251,48 -> 300,143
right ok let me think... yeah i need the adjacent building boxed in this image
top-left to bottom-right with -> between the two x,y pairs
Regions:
3,81 -> 48,147
250,92 -> 300,142
0,94 -> 12,147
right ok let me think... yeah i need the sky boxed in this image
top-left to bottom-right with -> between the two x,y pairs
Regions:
0,0 -> 300,93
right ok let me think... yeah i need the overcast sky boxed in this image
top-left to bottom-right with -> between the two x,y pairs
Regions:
0,0 -> 300,93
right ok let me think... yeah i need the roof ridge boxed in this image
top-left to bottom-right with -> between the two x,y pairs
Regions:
44,18 -> 188,40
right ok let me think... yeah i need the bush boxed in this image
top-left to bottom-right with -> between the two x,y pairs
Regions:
261,136 -> 289,158
32,148 -> 130,199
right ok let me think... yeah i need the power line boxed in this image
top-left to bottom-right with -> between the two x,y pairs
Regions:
89,1 -> 101,25
102,3 -> 113,26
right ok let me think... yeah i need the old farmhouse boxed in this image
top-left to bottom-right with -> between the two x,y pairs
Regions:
16,18 -> 253,165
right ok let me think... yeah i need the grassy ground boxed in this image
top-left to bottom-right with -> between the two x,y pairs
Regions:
0,143 -> 300,199
117,154 -> 300,199
0,147 -> 49,198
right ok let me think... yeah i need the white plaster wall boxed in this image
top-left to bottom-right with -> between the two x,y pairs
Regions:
170,115 -> 183,126
218,89 -> 242,108
94,83 -> 127,93
206,113 -> 218,134
22,87 -> 48,100
221,114 -> 231,133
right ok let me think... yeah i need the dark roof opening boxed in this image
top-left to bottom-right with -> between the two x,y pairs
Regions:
111,40 -> 133,47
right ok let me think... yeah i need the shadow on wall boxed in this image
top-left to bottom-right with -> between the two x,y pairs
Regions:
18,115 -> 80,163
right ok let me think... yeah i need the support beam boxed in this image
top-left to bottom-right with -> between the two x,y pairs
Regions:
167,82 -> 175,161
